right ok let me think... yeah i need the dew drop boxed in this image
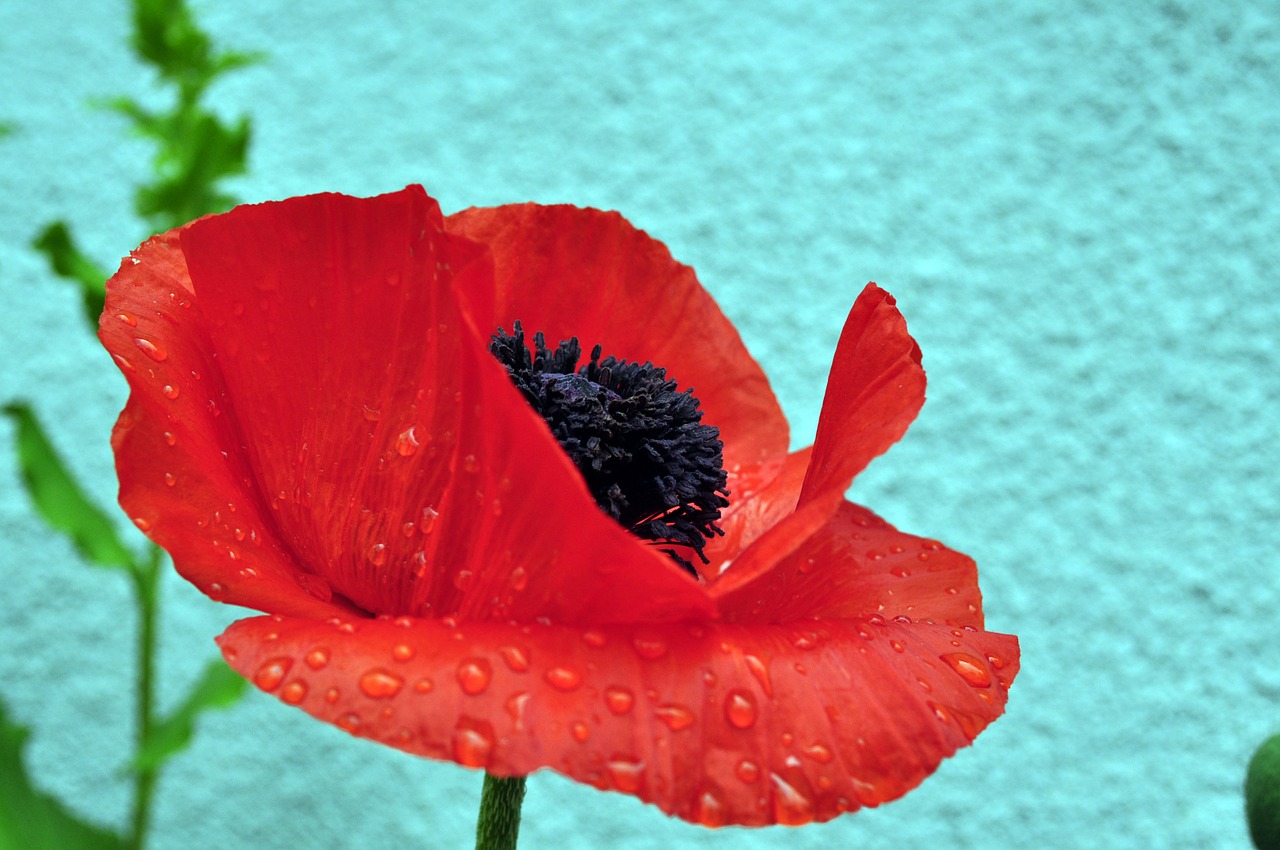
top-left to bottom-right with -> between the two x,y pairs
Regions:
696,791 -> 726,827
604,686 -> 634,715
581,630 -> 606,648
724,690 -> 758,729
325,688 -> 340,704
336,712 -> 362,733
305,648 -> 330,670
163,431 -> 176,446
395,427 -> 420,456
744,654 -> 772,696
134,337 -> 167,362
117,312 -> 137,326
401,521 -> 416,537
544,667 -> 582,691
456,658 -> 492,695
631,632 -> 667,660
506,692 -> 530,730
499,645 -> 529,673
420,507 -> 439,533
392,644 -> 415,663
253,657 -> 292,692
770,773 -> 815,825
655,704 -> 695,731
941,652 -> 992,688
571,721 -> 590,742
802,743 -> 833,763
132,516 -> 152,531
735,759 -> 761,783
367,542 -> 388,566
889,639 -> 906,653
606,758 -> 645,793
163,473 -> 176,488
111,354 -> 135,373
362,404 -> 382,422
414,678 -> 434,694
508,566 -> 528,591
359,668 -> 404,699
281,680 -> 308,705
463,454 -> 478,473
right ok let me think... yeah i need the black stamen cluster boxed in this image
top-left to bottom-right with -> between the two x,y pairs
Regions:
490,322 -> 729,577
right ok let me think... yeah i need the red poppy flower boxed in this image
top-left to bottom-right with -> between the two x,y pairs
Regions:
100,185 -> 1018,826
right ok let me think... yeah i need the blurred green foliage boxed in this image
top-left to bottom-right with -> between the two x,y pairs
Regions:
7,1 -> 265,847
1249,733 -> 1280,850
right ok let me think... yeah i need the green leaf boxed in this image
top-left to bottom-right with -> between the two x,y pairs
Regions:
1249,733 -> 1280,850
131,660 -> 247,772
0,699 -> 126,850
2,403 -> 135,572
30,222 -> 108,329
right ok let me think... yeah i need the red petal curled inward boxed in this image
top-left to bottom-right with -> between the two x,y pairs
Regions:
103,187 -> 712,625
220,613 -> 1017,827
446,204 -> 788,476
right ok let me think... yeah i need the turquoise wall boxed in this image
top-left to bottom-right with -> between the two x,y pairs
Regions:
2,1 -> 1277,847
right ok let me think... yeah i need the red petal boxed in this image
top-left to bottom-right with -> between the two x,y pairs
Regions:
703,447 -> 811,576
798,283 -> 926,506
221,613 -> 1017,826
105,187 -> 712,625
100,230 -> 356,618
714,501 -> 986,628
446,204 -> 788,473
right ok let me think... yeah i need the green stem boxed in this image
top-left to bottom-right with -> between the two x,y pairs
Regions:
127,548 -> 161,850
475,773 -> 527,850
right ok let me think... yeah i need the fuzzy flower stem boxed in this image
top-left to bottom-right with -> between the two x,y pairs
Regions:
475,773 -> 528,850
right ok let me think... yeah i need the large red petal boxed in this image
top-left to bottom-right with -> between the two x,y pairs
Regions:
713,501 -> 986,629
798,283 -> 926,507
100,230 -> 356,619
221,613 -> 1017,827
107,187 -> 712,625
445,204 -> 788,474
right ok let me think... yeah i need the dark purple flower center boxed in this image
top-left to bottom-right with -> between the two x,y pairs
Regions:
490,323 -> 729,577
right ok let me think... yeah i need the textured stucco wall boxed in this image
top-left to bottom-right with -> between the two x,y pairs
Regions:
2,1 -> 1277,848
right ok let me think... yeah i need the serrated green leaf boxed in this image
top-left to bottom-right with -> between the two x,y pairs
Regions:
2,403 -> 135,572
0,699 -> 126,850
1249,733 -> 1280,850
131,659 -> 247,773
30,222 -> 108,329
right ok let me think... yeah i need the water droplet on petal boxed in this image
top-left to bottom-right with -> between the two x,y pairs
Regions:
325,688 -> 340,704
695,791 -> 725,827
655,704 -> 695,731
112,354 -> 135,373
581,630 -> 606,648
941,652 -> 992,688
631,632 -> 667,660
889,639 -> 906,653
452,721 -> 495,767
336,712 -> 362,733
508,566 -> 528,591
544,667 -> 582,691
744,654 -> 772,696
802,743 -> 833,763
305,648 -> 330,670
414,678 -> 434,694
132,516 -> 152,531
117,312 -> 137,326
457,658 -> 492,695
606,757 -> 645,793
499,646 -> 529,672
571,721 -> 590,742
134,338 -> 167,362
392,644 -> 415,662
724,690 -> 758,729
360,669 -> 404,699
254,657 -> 292,692
735,760 -> 760,783
163,473 -> 176,487
281,680 -> 308,704
395,427 -> 420,456
505,691 -> 530,730
604,686 -> 634,714
770,773 -> 815,825
163,431 -> 176,446
420,507 -> 439,533
362,404 -> 382,422
367,543 -> 388,566
463,454 -> 478,473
